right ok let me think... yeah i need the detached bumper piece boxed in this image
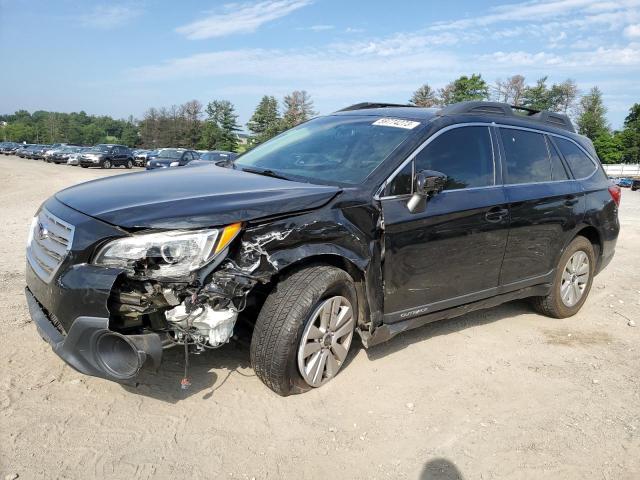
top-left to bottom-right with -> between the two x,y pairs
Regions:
25,288 -> 162,384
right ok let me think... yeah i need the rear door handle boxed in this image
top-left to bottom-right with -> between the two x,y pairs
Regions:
564,195 -> 579,206
485,207 -> 508,223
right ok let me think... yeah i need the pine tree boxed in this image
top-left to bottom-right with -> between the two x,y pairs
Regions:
439,74 -> 489,105
576,87 -> 608,140
248,95 -> 281,144
409,84 -> 439,107
203,100 -> 240,152
282,90 -> 316,129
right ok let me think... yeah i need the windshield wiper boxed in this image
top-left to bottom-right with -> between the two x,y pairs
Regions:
241,167 -> 291,181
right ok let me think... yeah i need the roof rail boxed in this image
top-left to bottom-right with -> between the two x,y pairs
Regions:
437,100 -> 575,133
337,102 -> 416,112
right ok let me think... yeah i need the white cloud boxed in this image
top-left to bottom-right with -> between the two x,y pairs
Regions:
307,24 -> 335,31
430,0 -> 640,31
624,23 -> 640,37
129,48 -> 459,82
176,0 -> 312,39
78,5 -> 141,29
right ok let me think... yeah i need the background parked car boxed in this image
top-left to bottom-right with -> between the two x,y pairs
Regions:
79,144 -> 134,169
617,177 -> 633,188
66,147 -> 91,166
145,148 -> 199,170
16,145 -> 33,157
23,144 -> 45,159
0,142 -> 21,154
632,179 -> 640,191
134,149 -> 156,167
49,145 -> 82,164
32,144 -> 52,160
43,143 -> 67,161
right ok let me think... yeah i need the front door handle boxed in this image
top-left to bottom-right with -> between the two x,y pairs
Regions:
485,207 -> 508,223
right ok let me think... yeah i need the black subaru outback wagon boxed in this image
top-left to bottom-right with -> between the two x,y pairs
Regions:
25,101 -> 620,396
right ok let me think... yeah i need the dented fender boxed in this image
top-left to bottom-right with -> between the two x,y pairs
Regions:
208,204 -> 386,337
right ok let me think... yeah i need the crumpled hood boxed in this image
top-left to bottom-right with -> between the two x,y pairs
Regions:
55,164 -> 340,229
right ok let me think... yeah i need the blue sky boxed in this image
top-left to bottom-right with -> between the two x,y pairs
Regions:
1,0 -> 640,129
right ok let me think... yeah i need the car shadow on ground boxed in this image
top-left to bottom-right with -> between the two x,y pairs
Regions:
121,300 -> 533,403
420,458 -> 465,479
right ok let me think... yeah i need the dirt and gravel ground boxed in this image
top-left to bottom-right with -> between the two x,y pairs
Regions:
0,155 -> 638,480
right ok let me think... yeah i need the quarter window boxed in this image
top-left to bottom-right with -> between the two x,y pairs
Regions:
546,137 -> 569,181
501,129 -> 551,184
554,137 -> 597,179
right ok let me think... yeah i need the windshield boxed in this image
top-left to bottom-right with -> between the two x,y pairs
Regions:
157,149 -> 183,159
234,115 -> 420,185
88,145 -> 111,153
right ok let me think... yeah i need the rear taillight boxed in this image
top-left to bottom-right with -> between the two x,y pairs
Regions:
608,185 -> 621,206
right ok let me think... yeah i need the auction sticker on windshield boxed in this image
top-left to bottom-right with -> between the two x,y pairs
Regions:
372,118 -> 420,129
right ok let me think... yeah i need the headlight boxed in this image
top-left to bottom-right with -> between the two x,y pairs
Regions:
93,223 -> 241,278
169,161 -> 179,167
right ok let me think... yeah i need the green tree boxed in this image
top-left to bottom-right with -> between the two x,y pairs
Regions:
522,77 -> 578,112
593,131 -> 623,164
247,95 -> 281,144
409,84 -> 439,107
439,74 -> 489,104
120,121 -> 139,147
522,77 -> 552,110
202,100 -> 241,152
619,104 -> 640,163
576,87 -> 608,140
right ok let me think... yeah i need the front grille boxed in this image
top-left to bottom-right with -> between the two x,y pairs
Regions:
27,208 -> 75,283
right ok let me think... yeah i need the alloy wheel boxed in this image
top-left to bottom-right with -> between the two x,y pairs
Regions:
297,296 -> 355,387
560,250 -> 590,307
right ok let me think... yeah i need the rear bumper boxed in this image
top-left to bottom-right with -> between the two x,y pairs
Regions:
26,287 -> 162,383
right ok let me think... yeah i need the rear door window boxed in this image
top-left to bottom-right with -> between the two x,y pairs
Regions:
500,129 -> 551,184
554,137 -> 597,179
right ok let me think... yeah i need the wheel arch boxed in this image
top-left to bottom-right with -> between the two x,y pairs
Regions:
247,252 -> 371,332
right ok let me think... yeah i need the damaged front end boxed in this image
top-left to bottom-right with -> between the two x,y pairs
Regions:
26,189 -> 379,388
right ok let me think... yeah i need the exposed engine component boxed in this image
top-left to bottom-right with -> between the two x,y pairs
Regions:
165,303 -> 238,347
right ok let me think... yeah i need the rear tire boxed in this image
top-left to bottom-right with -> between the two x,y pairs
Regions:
126,159 -> 133,169
532,236 -> 595,318
250,265 -> 357,396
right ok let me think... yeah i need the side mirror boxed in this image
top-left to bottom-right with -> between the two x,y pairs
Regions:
407,170 -> 447,214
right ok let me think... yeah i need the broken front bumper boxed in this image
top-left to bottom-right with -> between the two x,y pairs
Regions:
24,197 -> 163,383
25,287 -> 162,383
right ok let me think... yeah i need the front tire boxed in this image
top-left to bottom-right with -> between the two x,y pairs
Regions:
532,236 -> 595,318
126,159 -> 133,169
102,159 -> 112,169
250,265 -> 357,396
